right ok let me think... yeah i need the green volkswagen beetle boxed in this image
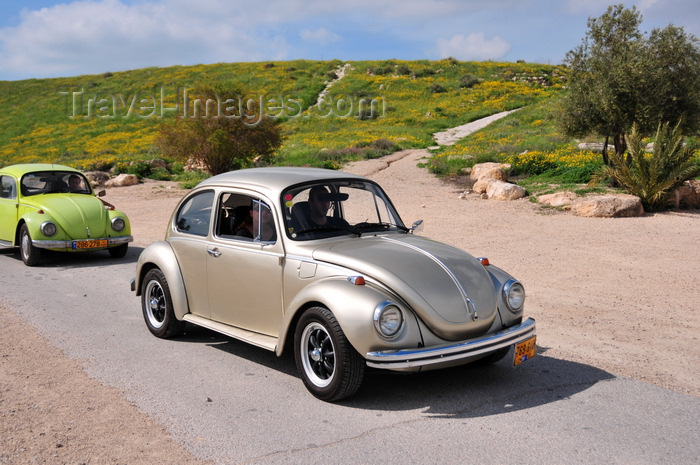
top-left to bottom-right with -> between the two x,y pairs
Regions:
0,163 -> 133,266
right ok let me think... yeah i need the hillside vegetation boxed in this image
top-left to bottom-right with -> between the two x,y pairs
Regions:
0,59 -> 567,173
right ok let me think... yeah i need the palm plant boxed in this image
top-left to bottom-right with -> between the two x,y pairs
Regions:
591,121 -> 700,210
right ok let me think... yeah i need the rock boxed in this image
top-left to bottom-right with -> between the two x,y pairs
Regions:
486,180 -> 527,201
577,142 -> 615,153
469,162 -> 509,182
84,171 -> 110,187
105,173 -> 139,187
472,178 -> 491,194
671,180 -> 700,209
571,194 -> 644,218
148,158 -> 168,170
538,191 -> 578,208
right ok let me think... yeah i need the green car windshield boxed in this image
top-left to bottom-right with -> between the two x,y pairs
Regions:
282,180 -> 406,240
21,171 -> 91,196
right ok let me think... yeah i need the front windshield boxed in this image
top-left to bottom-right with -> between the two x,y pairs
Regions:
282,180 -> 405,240
20,171 -> 91,196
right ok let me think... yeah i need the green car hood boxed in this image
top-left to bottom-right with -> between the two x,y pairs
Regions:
312,234 -> 498,341
29,194 -> 110,239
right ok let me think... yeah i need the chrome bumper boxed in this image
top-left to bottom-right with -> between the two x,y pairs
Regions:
366,317 -> 536,369
32,235 -> 133,249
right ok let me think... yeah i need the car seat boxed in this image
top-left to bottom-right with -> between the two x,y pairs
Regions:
290,201 -> 311,232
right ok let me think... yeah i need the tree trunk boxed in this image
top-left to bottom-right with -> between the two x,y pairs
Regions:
602,135 -> 610,166
613,132 -> 627,160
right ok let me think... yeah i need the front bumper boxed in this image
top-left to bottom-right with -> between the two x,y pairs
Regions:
366,317 -> 536,369
32,235 -> 133,250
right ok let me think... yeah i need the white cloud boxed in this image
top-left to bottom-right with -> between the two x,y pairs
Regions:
300,27 -> 341,44
0,0 -> 291,78
435,32 -> 511,61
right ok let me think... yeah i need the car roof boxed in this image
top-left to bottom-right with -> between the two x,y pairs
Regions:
197,167 -> 370,193
0,163 -> 82,177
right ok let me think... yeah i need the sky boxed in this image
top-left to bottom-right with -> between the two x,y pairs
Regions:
0,0 -> 698,81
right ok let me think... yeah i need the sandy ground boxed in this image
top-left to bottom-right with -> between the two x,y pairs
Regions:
1,146 -> 698,463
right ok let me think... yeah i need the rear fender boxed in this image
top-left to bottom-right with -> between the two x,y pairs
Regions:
134,241 -> 190,320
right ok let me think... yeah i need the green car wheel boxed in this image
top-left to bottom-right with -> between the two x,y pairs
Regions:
19,224 -> 41,266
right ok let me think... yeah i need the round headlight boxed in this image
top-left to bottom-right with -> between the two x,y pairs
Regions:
503,280 -> 525,312
373,302 -> 404,339
40,221 -> 57,237
111,217 -> 126,232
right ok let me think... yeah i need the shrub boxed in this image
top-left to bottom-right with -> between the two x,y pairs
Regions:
126,160 -> 153,179
458,74 -> 479,88
157,84 -> 283,175
591,122 -> 700,210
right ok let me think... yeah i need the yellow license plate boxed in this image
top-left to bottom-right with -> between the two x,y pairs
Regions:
513,336 -> 536,366
73,239 -> 108,249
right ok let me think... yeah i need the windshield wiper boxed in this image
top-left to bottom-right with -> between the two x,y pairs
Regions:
355,222 -> 410,233
294,224 -> 362,237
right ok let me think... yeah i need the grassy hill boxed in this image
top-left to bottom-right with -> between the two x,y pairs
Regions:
0,59 -> 566,174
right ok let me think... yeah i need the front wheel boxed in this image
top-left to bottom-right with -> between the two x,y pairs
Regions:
294,306 -> 365,402
19,224 -> 41,266
141,268 -> 185,338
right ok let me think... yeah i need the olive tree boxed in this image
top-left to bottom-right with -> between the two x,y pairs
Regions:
557,4 -> 700,165
157,84 -> 283,175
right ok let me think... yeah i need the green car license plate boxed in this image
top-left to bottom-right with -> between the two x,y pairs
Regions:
72,239 -> 108,249
513,336 -> 536,366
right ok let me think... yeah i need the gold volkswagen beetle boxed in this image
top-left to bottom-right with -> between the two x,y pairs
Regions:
131,167 -> 536,401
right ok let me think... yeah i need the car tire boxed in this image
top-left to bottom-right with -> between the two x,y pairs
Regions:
108,243 -> 128,258
19,224 -> 41,266
141,268 -> 185,339
294,306 -> 365,402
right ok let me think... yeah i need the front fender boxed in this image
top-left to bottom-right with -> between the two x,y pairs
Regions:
134,241 -> 190,320
484,263 -> 524,326
107,208 -> 132,236
277,277 -> 423,357
17,212 -> 51,243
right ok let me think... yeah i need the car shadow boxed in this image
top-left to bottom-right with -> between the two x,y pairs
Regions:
349,349 -> 616,417
176,326 -> 615,416
0,245 -> 143,268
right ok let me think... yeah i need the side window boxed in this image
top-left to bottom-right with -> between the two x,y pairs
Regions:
0,175 -> 16,199
215,192 -> 276,243
175,190 -> 214,237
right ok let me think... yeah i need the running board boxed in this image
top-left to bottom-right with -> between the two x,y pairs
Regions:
182,314 -> 277,352
0,239 -> 14,248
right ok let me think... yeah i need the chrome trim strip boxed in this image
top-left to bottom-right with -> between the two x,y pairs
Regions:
365,317 -> 535,369
31,235 -> 133,249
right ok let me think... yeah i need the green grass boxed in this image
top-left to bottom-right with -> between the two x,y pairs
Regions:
0,59 -> 565,172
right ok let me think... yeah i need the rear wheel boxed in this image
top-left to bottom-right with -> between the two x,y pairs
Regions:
294,306 -> 364,402
141,268 -> 185,338
19,224 -> 41,266
108,243 -> 128,258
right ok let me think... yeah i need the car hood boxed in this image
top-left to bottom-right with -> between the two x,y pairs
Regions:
311,234 -> 498,341
30,194 -> 109,238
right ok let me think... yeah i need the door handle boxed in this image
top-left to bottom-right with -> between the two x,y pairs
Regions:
207,247 -> 222,257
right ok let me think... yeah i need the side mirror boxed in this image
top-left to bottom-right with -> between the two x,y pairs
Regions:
410,220 -> 424,233
97,190 -> 106,197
